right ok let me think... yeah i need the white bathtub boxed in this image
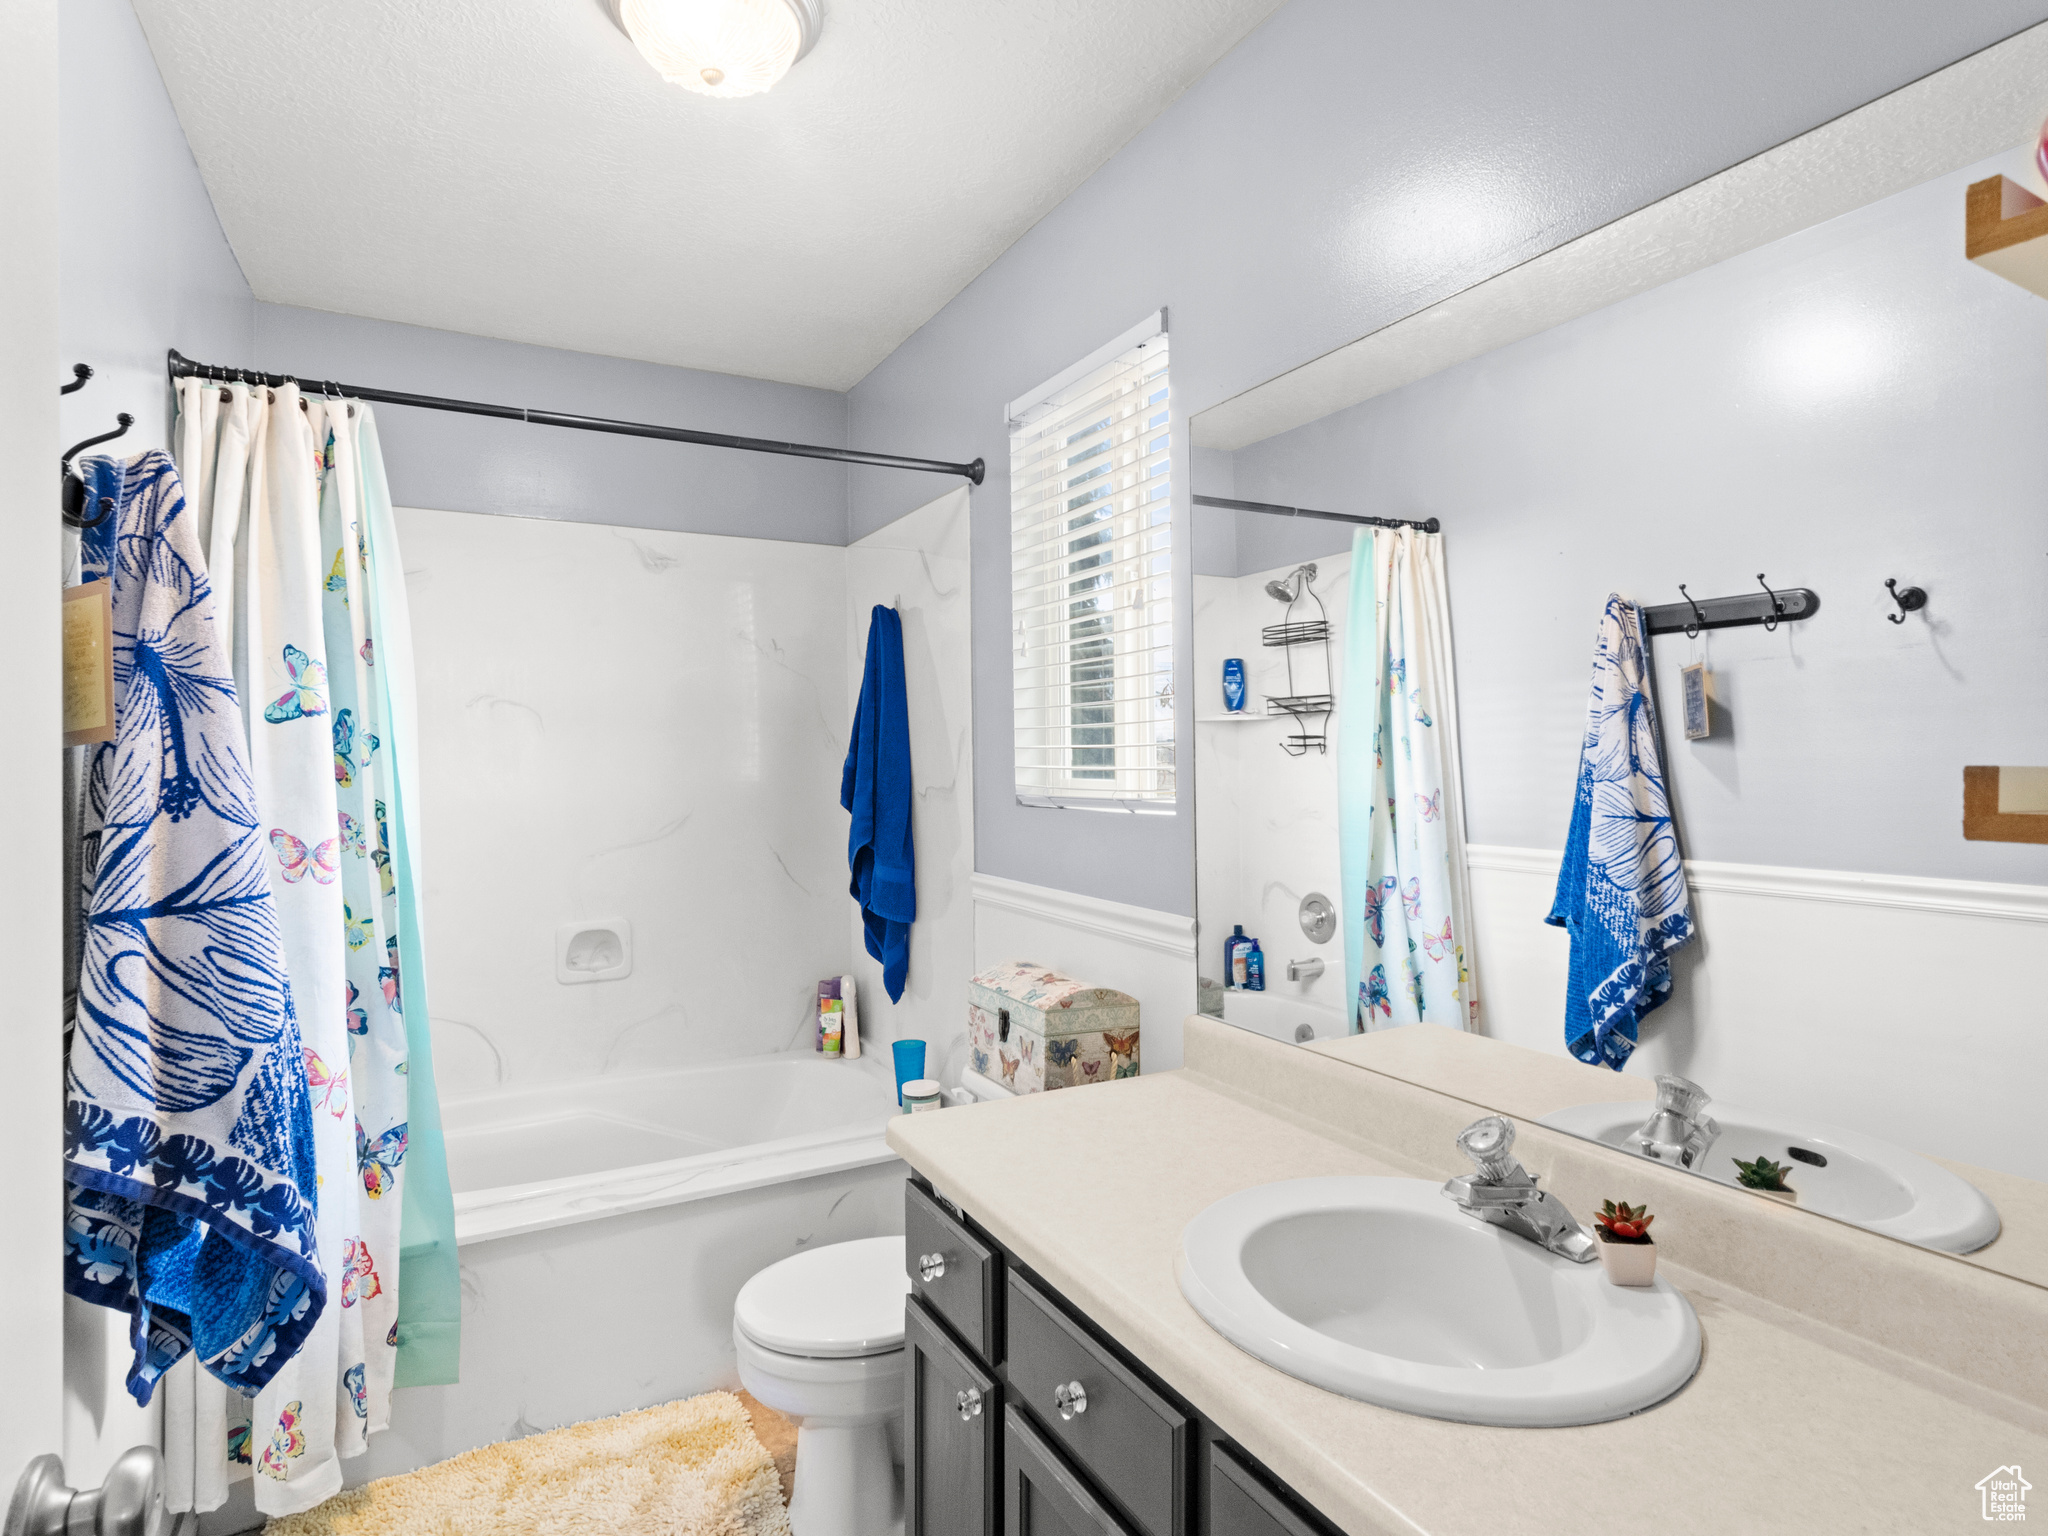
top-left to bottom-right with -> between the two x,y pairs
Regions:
443,1051 -> 904,1244
355,1050 -> 908,1487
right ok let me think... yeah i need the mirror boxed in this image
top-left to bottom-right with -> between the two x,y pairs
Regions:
1187,136 -> 2048,1290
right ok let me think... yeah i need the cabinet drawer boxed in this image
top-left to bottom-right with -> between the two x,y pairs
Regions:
1005,1271 -> 1186,1536
906,1180 -> 1002,1363
905,1297 -> 1000,1536
1208,1443 -> 1336,1536
1005,1405 -> 1138,1536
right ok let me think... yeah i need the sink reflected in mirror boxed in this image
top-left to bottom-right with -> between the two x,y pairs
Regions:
1178,1177 -> 1700,1427
1541,1098 -> 2000,1254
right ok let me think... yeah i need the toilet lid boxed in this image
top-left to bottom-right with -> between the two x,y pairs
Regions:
735,1236 -> 910,1359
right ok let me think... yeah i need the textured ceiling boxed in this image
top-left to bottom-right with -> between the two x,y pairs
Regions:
132,0 -> 1287,390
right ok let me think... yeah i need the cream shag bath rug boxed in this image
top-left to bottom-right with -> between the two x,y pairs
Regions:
265,1392 -> 792,1536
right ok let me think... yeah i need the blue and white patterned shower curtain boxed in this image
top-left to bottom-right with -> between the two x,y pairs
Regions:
129,379 -> 459,1519
1338,527 -> 1479,1033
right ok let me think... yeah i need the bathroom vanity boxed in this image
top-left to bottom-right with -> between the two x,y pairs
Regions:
904,1174 -> 1339,1536
889,1016 -> 2048,1536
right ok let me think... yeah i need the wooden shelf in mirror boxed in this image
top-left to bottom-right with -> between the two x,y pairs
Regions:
1966,174 -> 2048,297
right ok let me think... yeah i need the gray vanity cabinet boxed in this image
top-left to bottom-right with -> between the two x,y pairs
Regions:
904,1176 -> 1342,1536
904,1296 -> 1000,1535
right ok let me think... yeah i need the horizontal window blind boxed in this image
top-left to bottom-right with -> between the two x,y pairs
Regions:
1011,328 -> 1174,811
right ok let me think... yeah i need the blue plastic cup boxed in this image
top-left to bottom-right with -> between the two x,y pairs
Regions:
891,1039 -> 927,1107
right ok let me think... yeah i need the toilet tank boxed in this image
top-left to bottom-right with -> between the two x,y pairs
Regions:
967,962 -> 1139,1095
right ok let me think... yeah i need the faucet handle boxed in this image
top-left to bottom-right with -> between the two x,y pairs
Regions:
1455,1116 -> 1521,1184
1653,1074 -> 1712,1120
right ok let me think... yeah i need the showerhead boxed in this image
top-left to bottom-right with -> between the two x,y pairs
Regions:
1265,563 -> 1317,603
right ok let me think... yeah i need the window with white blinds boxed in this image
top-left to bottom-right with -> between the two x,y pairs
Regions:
1010,318 -> 1174,811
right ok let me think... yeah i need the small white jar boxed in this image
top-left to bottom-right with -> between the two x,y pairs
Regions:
902,1078 -> 943,1113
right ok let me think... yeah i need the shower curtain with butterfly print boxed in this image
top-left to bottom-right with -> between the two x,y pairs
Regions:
1337,526 -> 1480,1034
158,380 -> 456,1517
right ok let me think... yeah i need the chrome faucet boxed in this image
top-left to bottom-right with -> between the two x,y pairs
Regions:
1629,1074 -> 1720,1170
1285,957 -> 1324,982
1441,1115 -> 1597,1263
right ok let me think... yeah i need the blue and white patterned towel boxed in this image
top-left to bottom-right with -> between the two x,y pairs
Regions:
1545,595 -> 1695,1069
66,452 -> 325,1406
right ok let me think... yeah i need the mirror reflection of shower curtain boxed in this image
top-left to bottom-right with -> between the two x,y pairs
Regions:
1338,526 -> 1479,1033
157,378 -> 460,1518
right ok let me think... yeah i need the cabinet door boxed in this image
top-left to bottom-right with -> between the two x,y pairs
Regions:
907,1178 -> 1003,1362
1208,1442 -> 1338,1536
906,1296 -> 1000,1536
1005,1405 -> 1139,1536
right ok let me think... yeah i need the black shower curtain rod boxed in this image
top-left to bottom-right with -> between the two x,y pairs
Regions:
1192,493 -> 1439,534
164,349 -> 986,485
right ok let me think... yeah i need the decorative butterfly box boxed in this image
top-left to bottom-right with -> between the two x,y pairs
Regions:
968,962 -> 1139,1095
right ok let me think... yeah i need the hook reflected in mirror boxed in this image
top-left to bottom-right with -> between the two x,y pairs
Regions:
1884,578 -> 1927,625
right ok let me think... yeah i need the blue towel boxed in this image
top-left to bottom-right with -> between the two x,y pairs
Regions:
65,453 -> 324,1405
1545,595 -> 1695,1070
842,605 -> 915,1002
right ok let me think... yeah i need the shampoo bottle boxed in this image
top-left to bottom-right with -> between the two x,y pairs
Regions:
1224,924 -> 1247,988
1222,658 -> 1247,714
1245,941 -> 1265,992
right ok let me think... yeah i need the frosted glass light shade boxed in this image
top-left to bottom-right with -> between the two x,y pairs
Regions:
616,0 -> 822,99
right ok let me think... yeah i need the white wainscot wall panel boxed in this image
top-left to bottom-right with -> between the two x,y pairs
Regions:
400,508 -> 854,1097
971,874 -> 1196,1074
1466,845 -> 2048,1182
844,488 -> 975,1074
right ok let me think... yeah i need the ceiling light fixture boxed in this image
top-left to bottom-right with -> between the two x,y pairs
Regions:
611,0 -> 823,99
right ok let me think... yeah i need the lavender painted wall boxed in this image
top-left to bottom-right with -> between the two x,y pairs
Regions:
846,0 -> 2048,914
1231,146 -> 2048,885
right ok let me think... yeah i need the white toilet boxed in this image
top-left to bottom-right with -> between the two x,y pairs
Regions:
734,1235 -> 911,1536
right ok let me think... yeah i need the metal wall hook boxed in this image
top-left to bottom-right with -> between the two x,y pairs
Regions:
60,413 -> 135,529
1884,578 -> 1927,624
1755,573 -> 1785,631
1678,583 -> 1706,639
60,363 -> 93,395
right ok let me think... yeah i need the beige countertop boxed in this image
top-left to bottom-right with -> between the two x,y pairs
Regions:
887,1050 -> 2047,1536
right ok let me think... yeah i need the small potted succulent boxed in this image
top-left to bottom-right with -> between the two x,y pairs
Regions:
1732,1155 -> 1798,1204
1591,1199 -> 1659,1287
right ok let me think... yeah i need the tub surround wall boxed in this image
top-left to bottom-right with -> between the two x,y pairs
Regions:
889,1017 -> 2048,1536
1192,553 -> 1353,1025
401,507 -> 855,1098
843,488 -> 976,1071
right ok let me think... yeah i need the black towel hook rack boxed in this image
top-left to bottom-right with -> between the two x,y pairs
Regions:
1642,579 -> 1820,636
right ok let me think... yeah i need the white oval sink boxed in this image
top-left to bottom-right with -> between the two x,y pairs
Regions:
1540,1102 -> 2000,1254
1178,1178 -> 1699,1427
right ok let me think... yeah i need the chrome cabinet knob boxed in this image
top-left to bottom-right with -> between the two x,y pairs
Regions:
956,1387 -> 983,1421
918,1252 -> 946,1283
1053,1380 -> 1088,1420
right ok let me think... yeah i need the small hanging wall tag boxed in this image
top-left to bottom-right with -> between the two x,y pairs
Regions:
61,581 -> 116,749
1679,662 -> 1712,741
62,581 -> 117,747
